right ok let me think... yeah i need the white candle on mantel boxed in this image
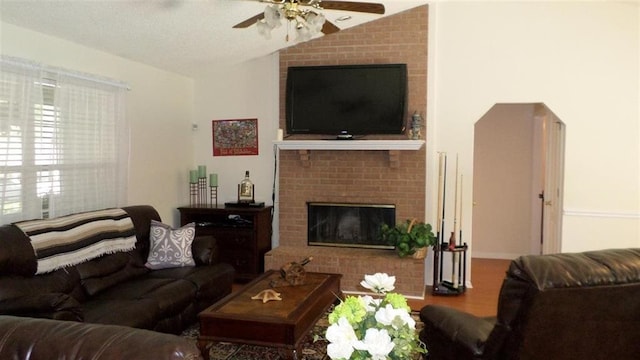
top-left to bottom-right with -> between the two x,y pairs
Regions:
277,129 -> 284,141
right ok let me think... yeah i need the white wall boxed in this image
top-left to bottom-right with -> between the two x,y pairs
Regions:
192,55 -> 280,243
1,22 -> 194,224
427,1 -> 640,255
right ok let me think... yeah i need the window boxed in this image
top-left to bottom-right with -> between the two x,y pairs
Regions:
0,56 -> 129,222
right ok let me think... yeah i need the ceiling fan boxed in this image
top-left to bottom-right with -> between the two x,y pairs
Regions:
233,0 -> 385,41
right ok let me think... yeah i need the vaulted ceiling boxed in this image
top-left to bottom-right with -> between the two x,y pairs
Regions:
0,0 -> 428,77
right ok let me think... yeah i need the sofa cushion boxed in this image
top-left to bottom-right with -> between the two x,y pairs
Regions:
76,252 -> 148,297
0,225 -> 37,276
122,205 -> 162,260
0,293 -> 83,321
80,298 -> 161,330
146,221 -> 196,270
91,277 -> 197,318
191,235 -> 219,265
149,262 -> 235,311
0,268 -> 82,302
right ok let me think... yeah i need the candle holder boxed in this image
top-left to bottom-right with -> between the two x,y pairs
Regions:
189,182 -> 198,206
198,177 -> 207,205
210,186 -> 218,207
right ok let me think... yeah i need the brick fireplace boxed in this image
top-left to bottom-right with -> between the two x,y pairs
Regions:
264,5 -> 429,298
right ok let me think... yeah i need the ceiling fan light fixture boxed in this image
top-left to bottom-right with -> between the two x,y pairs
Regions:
306,12 -> 326,33
264,4 -> 283,27
257,4 -> 284,39
293,11 -> 325,42
256,19 -> 274,39
238,0 -> 385,42
296,23 -> 313,42
256,0 -> 326,42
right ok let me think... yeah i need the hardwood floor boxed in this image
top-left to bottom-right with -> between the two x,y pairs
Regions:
235,258 -> 511,317
408,258 -> 512,316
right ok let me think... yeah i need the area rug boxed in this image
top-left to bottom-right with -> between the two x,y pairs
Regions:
181,315 -> 330,360
181,311 -> 423,360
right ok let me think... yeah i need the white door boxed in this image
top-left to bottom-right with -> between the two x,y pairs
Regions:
541,107 -> 566,254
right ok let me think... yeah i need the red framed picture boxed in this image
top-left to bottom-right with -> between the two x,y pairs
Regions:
212,118 -> 259,156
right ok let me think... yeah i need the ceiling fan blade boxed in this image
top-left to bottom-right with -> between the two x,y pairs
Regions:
233,13 -> 265,28
319,1 -> 385,15
321,20 -> 340,35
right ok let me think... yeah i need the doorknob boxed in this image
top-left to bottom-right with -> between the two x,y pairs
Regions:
545,201 -> 552,206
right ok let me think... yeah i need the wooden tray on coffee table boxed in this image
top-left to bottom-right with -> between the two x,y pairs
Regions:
197,270 -> 342,360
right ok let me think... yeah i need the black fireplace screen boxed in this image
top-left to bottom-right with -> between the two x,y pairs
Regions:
307,202 -> 396,249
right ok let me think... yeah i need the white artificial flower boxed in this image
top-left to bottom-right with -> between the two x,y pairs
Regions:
354,328 -> 395,360
360,272 -> 396,294
326,317 -> 357,359
374,304 -> 399,326
327,341 -> 355,360
325,274 -> 423,359
375,304 -> 416,330
360,295 -> 382,312
397,309 -> 416,330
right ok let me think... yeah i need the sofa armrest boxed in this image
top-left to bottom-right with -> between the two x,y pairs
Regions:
192,235 -> 219,266
0,293 -> 83,321
420,305 -> 496,359
0,315 -> 202,360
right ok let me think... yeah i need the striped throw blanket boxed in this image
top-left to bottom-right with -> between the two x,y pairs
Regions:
15,208 -> 137,275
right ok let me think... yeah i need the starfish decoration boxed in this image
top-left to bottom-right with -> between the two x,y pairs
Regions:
251,289 -> 282,303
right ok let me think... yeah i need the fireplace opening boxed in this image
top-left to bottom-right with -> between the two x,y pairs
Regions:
307,202 -> 396,249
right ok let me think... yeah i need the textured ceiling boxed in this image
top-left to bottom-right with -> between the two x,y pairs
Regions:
0,0 -> 428,77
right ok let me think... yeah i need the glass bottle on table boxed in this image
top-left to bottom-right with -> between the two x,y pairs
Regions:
238,170 -> 254,203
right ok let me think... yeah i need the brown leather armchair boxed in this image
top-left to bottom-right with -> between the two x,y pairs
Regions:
419,248 -> 640,360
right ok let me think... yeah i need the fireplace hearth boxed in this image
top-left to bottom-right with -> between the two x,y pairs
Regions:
307,202 -> 395,249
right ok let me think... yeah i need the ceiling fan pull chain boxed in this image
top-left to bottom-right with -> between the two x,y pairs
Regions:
286,20 -> 291,42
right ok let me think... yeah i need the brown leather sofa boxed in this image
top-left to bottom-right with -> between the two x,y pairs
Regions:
0,315 -> 202,360
420,248 -> 640,360
0,205 -> 235,335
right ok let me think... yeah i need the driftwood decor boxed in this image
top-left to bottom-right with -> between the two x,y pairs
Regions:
279,256 -> 313,286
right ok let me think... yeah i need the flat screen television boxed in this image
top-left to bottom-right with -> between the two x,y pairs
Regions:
286,64 -> 407,137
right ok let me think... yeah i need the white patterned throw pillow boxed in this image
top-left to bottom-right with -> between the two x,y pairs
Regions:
145,220 -> 196,270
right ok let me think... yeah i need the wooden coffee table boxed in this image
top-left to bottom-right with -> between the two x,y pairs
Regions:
197,270 -> 342,360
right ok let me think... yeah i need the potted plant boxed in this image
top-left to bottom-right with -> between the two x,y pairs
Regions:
379,219 -> 437,258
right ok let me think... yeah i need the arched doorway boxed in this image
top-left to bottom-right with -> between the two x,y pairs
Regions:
472,103 -> 565,258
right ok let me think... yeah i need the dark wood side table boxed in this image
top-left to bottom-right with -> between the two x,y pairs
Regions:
178,205 -> 273,281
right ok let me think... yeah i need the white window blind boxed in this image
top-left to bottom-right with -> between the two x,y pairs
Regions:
0,56 -> 129,223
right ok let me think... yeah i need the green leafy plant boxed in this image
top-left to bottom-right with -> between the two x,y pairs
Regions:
379,219 -> 437,257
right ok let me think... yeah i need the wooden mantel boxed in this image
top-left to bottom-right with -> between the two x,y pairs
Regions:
274,140 -> 425,167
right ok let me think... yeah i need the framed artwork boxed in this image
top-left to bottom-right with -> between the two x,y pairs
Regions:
212,118 -> 259,156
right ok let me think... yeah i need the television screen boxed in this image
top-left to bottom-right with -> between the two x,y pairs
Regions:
286,64 -> 407,136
